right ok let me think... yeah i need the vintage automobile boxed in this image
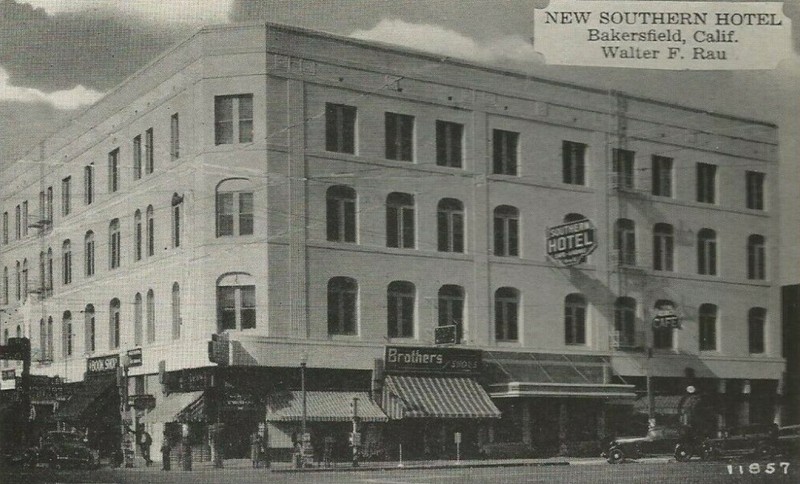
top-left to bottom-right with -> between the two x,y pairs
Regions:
603,425 -> 700,463
36,431 -> 99,469
700,423 -> 779,460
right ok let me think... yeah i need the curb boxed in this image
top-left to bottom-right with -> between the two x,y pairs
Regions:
270,461 -> 571,473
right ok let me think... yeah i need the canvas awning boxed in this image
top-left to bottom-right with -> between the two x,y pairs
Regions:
266,391 -> 387,422
140,391 -> 205,424
54,377 -> 117,422
382,375 -> 501,419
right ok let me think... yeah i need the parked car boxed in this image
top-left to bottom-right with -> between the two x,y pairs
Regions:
603,425 -> 700,463
37,431 -> 99,469
701,423 -> 778,460
773,424 -> 800,458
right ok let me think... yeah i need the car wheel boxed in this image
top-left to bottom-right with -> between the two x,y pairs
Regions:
674,443 -> 692,462
607,447 -> 625,464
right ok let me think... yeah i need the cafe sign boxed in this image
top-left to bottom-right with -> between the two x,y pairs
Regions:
87,354 -> 120,374
384,346 -> 481,375
546,218 -> 597,266
653,311 -> 682,330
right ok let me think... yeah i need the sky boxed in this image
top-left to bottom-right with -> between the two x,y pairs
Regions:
0,0 -> 798,281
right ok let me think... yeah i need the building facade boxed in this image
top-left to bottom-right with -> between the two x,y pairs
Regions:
0,22 -> 784,461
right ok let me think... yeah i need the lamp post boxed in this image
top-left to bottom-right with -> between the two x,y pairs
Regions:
300,353 -> 307,468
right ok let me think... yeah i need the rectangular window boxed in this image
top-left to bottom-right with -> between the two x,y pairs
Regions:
22,200 -> 28,236
217,285 -> 256,331
325,103 -> 357,154
385,112 -> 414,161
108,148 -> 119,193
46,188 -> 52,226
612,149 -> 635,189
170,113 -> 180,160
386,197 -> 415,249
492,129 -> 519,176
110,221 -> 121,270
746,171 -> 765,210
61,177 -> 71,216
699,315 -> 716,351
145,128 -> 154,174
134,215 -> 142,261
172,203 -> 181,248
62,245 -> 72,285
14,205 -> 20,240
696,162 -> 716,203
84,164 -> 94,205
2,212 -> 7,244
215,94 -> 254,145
749,313 -> 765,354
85,238 -> 95,276
651,156 -> 673,197
436,120 -> 463,168
216,192 -> 254,237
133,135 -> 142,180
388,290 -> 414,338
494,299 -> 519,341
562,141 -> 586,185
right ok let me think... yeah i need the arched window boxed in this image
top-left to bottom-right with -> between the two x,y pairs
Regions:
110,298 -> 121,349
172,193 -> 183,248
386,192 -> 415,249
614,219 -> 636,266
46,247 -> 53,294
134,293 -> 143,346
146,289 -> 155,344
326,185 -> 356,243
614,297 -> 636,348
565,294 -> 587,345
437,198 -> 464,253
216,273 -> 256,332
146,205 -> 155,256
495,287 -> 519,342
387,281 -> 414,338
62,240 -> 72,285
697,228 -> 717,275
109,219 -> 121,269
327,277 -> 357,335
172,282 -> 181,340
62,311 -> 72,358
134,210 -> 142,261
47,316 -> 53,360
493,205 -> 519,257
15,261 -> 21,301
22,259 -> 28,301
653,223 -> 674,271
85,304 -> 95,354
85,231 -> 95,276
748,307 -> 766,354
653,299 -> 675,349
216,179 -> 254,237
747,234 -> 766,280
438,285 -> 465,342
15,325 -> 20,338
699,303 -> 717,351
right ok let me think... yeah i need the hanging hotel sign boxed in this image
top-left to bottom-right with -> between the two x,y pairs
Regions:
87,354 -> 120,374
546,218 -> 597,266
384,346 -> 481,375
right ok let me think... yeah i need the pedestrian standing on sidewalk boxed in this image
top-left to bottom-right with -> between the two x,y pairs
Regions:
161,432 -> 171,471
250,431 -> 262,468
139,429 -> 153,466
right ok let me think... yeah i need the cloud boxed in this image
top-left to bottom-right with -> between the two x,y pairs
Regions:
0,65 -> 104,109
24,0 -> 233,24
350,19 -> 541,65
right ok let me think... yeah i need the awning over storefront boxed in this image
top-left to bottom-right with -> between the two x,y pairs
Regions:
484,351 -> 636,399
266,391 -> 387,422
382,375 -> 501,419
633,395 -> 685,416
140,391 -> 205,424
54,377 -> 117,422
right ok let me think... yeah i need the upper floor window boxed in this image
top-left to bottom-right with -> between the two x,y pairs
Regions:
216,179 -> 254,237
745,171 -> 765,210
653,223 -> 674,271
562,141 -> 586,185
170,113 -> 180,160
493,205 -> 519,257
109,219 -> 121,269
133,135 -> 142,180
172,193 -> 183,248
146,289 -> 155,344
697,228 -> 717,276
438,285 -> 464,343
46,187 -> 53,227
385,112 -> 413,161
134,292 -> 143,346
328,276 -> 357,335
747,234 -> 766,280
217,273 -> 256,331
2,267 -> 7,305
134,210 -> 142,261
47,317 -> 53,361
613,297 -> 636,348
84,164 -> 94,205
435,120 -> 463,168
21,259 -> 28,302
109,298 -> 121,349
84,304 -> 96,354
386,192 -> 415,249
614,218 -> 636,266
612,149 -> 635,189
437,198 -> 464,253
172,282 -> 181,340
215,94 -> 253,145
696,162 -> 716,204
15,261 -> 20,301
387,281 -> 415,338
2,211 -> 7,244
62,240 -> 71,285
14,205 -> 20,239
108,148 -> 120,193
145,128 -> 154,174
651,155 -> 673,197
653,299 -> 675,350
62,311 -> 72,358
326,185 -> 356,243
146,205 -> 155,256
748,307 -> 766,354
62,177 -> 71,216
85,231 -> 95,276
492,129 -> 518,176
325,103 -> 356,154
494,287 -> 519,342
564,293 -> 587,345
699,303 -> 717,351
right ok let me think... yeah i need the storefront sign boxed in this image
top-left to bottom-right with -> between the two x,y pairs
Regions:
1,369 -> 15,380
546,218 -> 597,266
652,313 -> 681,329
127,394 -> 156,410
169,368 -> 214,392
87,354 -> 120,374
434,325 -> 458,345
126,348 -> 143,367
384,346 -> 481,375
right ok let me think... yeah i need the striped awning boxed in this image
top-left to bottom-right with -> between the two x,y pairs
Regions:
140,391 -> 205,424
266,391 -> 388,422
382,375 -> 501,419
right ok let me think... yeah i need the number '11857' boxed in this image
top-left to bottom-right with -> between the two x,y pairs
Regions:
726,463 -> 790,475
